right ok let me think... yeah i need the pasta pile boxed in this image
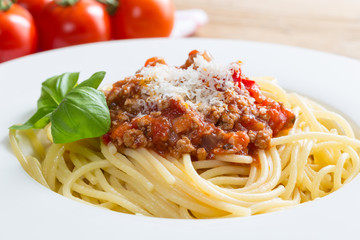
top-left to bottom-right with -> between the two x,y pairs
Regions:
9,77 -> 360,218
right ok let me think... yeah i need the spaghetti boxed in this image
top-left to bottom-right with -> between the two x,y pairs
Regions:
9,52 -> 360,219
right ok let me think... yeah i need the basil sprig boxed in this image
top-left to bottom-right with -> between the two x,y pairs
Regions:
10,72 -> 111,144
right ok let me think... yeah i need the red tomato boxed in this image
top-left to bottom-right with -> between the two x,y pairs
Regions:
112,0 -> 175,39
38,0 -> 111,50
0,4 -> 38,63
17,0 -> 52,20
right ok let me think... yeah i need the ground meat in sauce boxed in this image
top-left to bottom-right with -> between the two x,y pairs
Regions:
104,50 -> 295,160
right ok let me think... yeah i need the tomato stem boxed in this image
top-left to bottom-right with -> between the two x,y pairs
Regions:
55,0 -> 79,7
96,0 -> 118,15
0,0 -> 13,11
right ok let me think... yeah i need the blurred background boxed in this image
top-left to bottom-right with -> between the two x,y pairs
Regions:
174,0 -> 360,59
1,0 -> 359,62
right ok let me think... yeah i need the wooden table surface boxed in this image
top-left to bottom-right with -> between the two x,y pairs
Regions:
174,0 -> 360,59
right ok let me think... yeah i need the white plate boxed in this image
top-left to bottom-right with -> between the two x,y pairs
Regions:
1,38 -> 360,240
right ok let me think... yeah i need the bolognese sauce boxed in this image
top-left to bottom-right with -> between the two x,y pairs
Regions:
104,50 -> 295,160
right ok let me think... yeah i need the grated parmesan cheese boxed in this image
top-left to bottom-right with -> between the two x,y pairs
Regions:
138,55 -> 242,113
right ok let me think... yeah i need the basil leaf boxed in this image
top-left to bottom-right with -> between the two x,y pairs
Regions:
10,72 -> 80,130
39,72 -> 79,107
37,76 -> 61,110
77,71 -> 105,89
10,108 -> 52,130
50,86 -> 111,144
10,71 -> 110,144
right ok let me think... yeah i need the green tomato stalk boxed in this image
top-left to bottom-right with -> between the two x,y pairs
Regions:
0,0 -> 13,11
96,0 -> 118,15
54,0 -> 118,14
55,0 -> 80,7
